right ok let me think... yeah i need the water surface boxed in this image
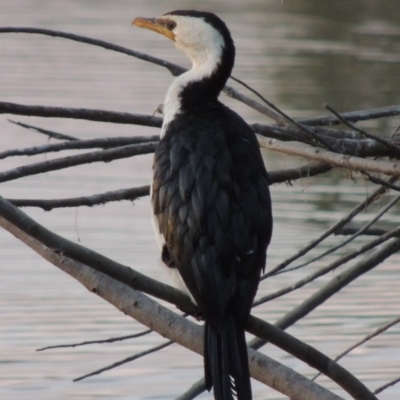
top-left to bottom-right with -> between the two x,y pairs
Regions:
1,1 -> 400,399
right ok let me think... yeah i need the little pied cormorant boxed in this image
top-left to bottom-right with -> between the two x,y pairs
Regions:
133,10 -> 273,400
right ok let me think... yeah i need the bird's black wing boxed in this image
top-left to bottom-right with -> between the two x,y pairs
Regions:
152,104 -> 272,325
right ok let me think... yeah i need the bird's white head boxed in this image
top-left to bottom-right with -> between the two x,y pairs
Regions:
133,11 -> 235,136
133,10 -> 234,79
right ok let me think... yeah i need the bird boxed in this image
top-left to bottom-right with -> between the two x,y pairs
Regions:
133,10 -> 273,400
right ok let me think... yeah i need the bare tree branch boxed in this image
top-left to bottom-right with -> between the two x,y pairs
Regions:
0,142 -> 157,184
9,119 -> 79,141
246,317 -> 378,400
37,328 -> 153,351
262,177 -> 396,279
313,315 -> 400,381
254,225 -> 400,306
1,135 -> 154,159
324,104 -> 400,157
0,197 -> 373,399
278,194 -> 400,275
5,163 -> 330,210
8,186 -> 150,211
74,340 -> 174,382
258,136 -> 400,176
362,171 -> 400,191
251,237 -> 400,350
0,211 -> 345,400
230,76 -> 337,151
0,27 -> 281,122
300,104 -> 400,127
176,381 -> 205,400
374,376 -> 400,395
0,195 -> 198,314
181,237 -> 400,400
335,226 -> 392,237
0,101 -> 162,127
3,101 -> 400,162
0,27 -> 184,75
267,163 -> 332,184
255,124 -> 399,158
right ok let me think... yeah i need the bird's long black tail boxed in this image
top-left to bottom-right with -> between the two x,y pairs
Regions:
204,317 -> 251,400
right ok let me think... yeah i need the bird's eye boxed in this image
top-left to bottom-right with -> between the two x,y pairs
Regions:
166,20 -> 176,30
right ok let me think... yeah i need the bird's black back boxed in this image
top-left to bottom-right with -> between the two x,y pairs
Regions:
152,102 -> 272,326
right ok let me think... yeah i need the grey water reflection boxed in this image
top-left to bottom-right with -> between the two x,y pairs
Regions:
0,1 -> 399,399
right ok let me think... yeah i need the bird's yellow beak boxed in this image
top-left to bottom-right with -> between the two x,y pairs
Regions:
132,17 -> 176,41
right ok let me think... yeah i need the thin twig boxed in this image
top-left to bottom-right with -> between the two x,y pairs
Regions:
73,340 -> 174,382
232,76 -> 337,151
0,27 -> 184,75
0,142 -> 157,184
8,186 -> 150,211
363,171 -> 400,191
313,315 -> 400,381
267,163 -> 332,184
262,176 -> 396,279
229,76 -> 287,124
9,119 -> 78,141
223,84 -> 285,124
278,194 -> 400,275
254,225 -> 400,306
374,376 -> 400,394
251,238 -> 400,349
300,104 -> 400,127
0,134 -> 159,160
37,328 -> 153,351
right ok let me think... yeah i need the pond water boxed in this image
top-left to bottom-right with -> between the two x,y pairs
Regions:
0,1 -> 400,399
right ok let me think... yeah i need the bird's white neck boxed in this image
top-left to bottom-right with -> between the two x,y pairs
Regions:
160,34 -> 224,138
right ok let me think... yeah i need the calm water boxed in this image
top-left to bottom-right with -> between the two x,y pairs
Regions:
1,1 -> 400,399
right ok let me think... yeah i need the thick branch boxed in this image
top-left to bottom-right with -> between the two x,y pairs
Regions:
255,124 -> 397,158
0,197 -> 374,400
0,213 -> 344,400
0,101 -> 162,127
258,136 -> 400,176
0,196 -> 197,314
246,317 -> 377,400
